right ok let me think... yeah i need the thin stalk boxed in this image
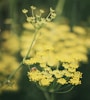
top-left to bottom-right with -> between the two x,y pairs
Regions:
51,93 -> 55,100
31,9 -> 34,17
55,86 -> 74,93
43,91 -> 55,100
23,29 -> 38,61
70,0 -> 78,32
9,0 -> 18,33
43,91 -> 51,100
54,0 -> 66,22
4,62 -> 23,84
3,29 -> 39,85
55,0 -> 65,16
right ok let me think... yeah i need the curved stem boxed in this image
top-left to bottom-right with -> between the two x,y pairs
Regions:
55,86 -> 74,93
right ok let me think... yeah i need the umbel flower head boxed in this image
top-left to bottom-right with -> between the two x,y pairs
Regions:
22,22 -> 86,93
25,54 -> 82,92
22,6 -> 84,93
22,29 -> 83,92
22,6 -> 56,29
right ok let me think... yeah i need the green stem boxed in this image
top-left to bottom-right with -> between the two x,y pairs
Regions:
55,86 -> 74,93
43,91 -> 55,100
43,91 -> 51,100
70,0 -> 78,32
23,29 -> 38,61
9,0 -> 18,33
3,29 -> 39,84
54,0 -> 66,22
4,62 -> 23,84
51,93 -> 55,100
55,0 -> 65,16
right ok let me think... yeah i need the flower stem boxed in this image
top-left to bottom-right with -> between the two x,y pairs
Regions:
51,93 -> 55,100
3,29 -> 39,85
54,0 -> 66,22
43,91 -> 55,100
23,29 -> 38,61
43,91 -> 51,100
4,62 -> 23,84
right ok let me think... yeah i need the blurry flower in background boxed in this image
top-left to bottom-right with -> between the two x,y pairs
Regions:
0,31 -> 20,93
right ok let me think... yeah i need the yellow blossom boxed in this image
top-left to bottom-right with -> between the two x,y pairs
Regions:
68,67 -> 76,73
28,69 -> 42,82
39,77 -> 54,86
22,9 -> 28,13
73,71 -> 82,78
69,77 -> 81,85
73,26 -> 86,35
52,70 -> 64,78
64,70 -> 73,77
30,6 -> 36,10
57,78 -> 67,85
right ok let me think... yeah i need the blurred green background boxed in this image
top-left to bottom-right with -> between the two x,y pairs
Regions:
0,0 -> 90,100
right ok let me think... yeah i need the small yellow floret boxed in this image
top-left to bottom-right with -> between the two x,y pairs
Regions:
22,9 -> 28,13
57,78 -> 67,85
39,77 -> 54,86
69,77 -> 81,85
28,70 -> 42,82
52,70 -> 64,78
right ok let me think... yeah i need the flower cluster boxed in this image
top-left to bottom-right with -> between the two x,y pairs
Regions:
24,49 -> 82,92
27,61 -> 82,86
21,22 -> 90,92
22,6 -> 56,29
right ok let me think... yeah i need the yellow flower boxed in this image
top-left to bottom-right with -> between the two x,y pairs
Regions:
40,9 -> 44,14
30,6 -> 36,10
57,78 -> 67,85
73,26 -> 86,35
69,71 -> 82,85
42,71 -> 52,79
64,70 -> 73,77
39,77 -> 54,86
22,9 -> 28,13
68,67 -> 76,72
28,69 -> 42,82
39,78 -> 51,86
21,18 -> 90,89
52,70 -> 64,78
57,55 -> 75,63
24,57 -> 37,65
40,63 -> 47,68
69,77 -> 81,85
73,71 -> 82,78
23,22 -> 34,30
